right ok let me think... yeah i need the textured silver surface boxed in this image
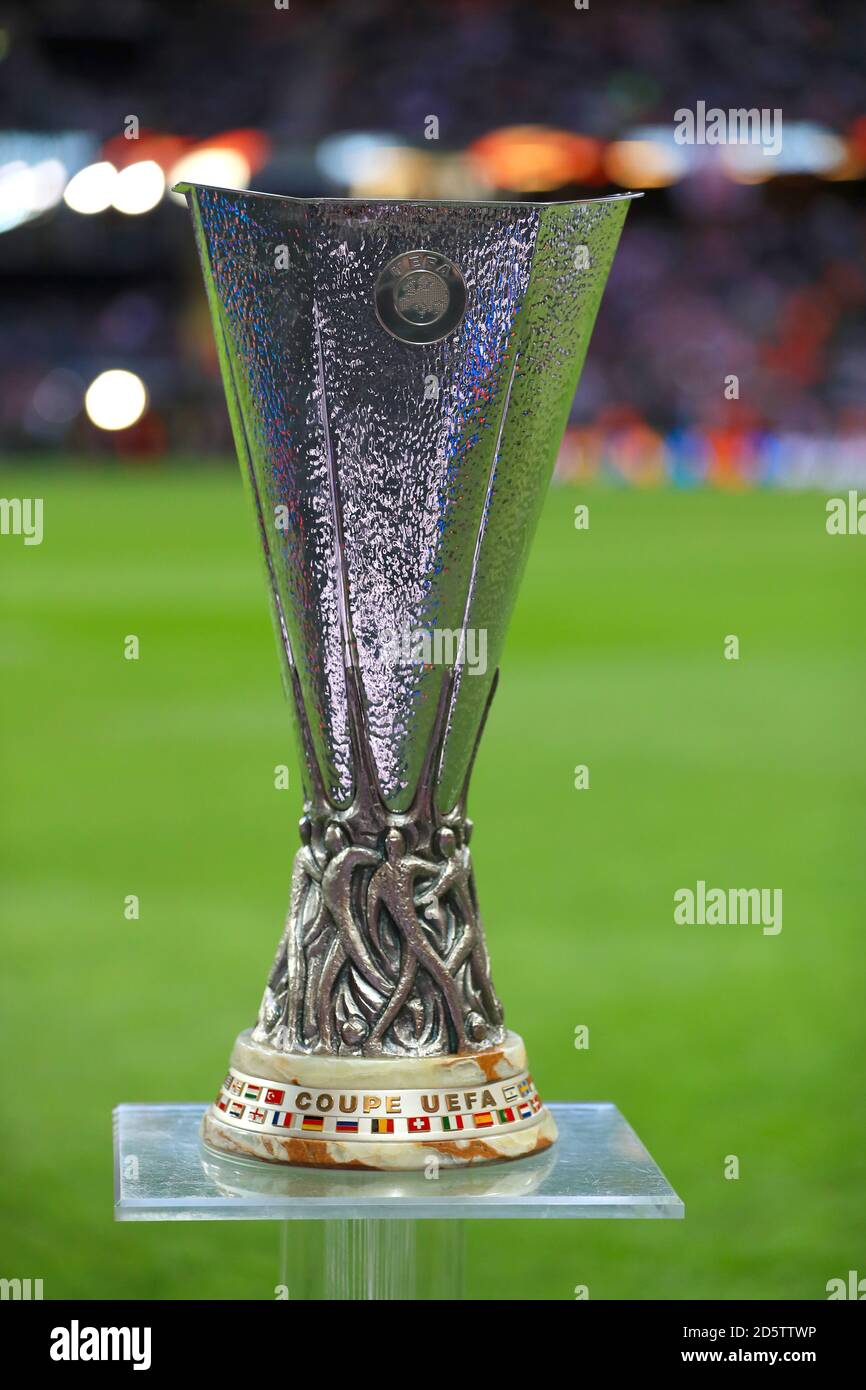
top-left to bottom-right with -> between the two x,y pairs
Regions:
181,187 -> 635,1059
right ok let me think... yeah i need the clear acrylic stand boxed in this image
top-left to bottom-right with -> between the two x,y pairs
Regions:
113,1102 -> 683,1299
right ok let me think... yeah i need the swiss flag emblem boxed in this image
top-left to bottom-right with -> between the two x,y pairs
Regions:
407,1116 -> 431,1133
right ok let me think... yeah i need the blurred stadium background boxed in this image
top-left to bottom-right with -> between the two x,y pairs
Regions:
1,0 -> 864,1300
3,0 -> 866,481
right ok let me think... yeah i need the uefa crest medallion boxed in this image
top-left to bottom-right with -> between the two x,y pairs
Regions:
374,249 -> 467,344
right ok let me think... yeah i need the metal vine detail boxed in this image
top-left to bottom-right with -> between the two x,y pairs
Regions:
253,807 -> 504,1058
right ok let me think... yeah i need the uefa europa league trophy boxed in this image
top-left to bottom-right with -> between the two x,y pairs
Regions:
178,184 -> 635,1170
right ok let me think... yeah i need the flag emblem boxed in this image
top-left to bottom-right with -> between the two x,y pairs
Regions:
497,1107 -> 515,1125
407,1116 -> 431,1134
248,1107 -> 267,1124
222,1073 -> 233,1091
473,1111 -> 494,1128
517,1078 -> 532,1098
264,1088 -> 285,1106
530,1093 -> 542,1113
216,1095 -> 229,1112
441,1114 -> 464,1132
229,1078 -> 244,1095
518,1101 -> 533,1120
271,1111 -> 293,1128
371,1118 -> 394,1134
336,1119 -> 359,1133
243,1084 -> 262,1102
301,1115 -> 324,1132
229,1101 -> 245,1119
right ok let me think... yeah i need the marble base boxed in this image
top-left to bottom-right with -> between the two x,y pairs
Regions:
201,1028 -> 558,1171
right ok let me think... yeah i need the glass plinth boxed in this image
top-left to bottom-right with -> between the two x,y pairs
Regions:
113,1101 -> 683,1222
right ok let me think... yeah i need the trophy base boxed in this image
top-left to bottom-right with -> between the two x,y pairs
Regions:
201,1028 -> 557,1171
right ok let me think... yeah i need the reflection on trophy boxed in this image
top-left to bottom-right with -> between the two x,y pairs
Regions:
178,185 -> 636,1168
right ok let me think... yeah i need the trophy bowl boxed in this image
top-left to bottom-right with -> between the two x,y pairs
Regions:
177,185 -> 637,1169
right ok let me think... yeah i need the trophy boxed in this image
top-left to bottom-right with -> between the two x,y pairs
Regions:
178,185 -> 636,1169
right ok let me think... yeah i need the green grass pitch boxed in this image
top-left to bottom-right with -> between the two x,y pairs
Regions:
2,463 -> 864,1299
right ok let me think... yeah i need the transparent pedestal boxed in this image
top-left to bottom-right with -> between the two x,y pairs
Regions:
113,1102 -> 683,1299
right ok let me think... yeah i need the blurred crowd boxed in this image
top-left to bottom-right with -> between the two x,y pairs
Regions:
0,0 -> 864,485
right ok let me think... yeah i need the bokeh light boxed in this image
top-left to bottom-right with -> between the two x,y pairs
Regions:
0,158 -> 67,231
169,147 -> 251,201
316,132 -> 409,186
63,161 -> 116,214
605,138 -> 687,188
84,369 -> 148,430
469,126 -> 600,191
111,160 -> 165,215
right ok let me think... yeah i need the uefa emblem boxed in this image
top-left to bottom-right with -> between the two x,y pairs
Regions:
374,249 -> 467,344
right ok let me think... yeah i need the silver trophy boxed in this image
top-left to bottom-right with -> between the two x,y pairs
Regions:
178,185 -> 636,1169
